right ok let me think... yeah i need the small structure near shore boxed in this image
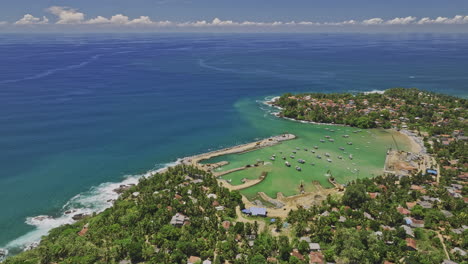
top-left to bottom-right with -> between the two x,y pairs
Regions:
242,207 -> 267,217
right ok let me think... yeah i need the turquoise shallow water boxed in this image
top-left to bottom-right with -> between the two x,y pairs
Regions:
0,33 -> 467,254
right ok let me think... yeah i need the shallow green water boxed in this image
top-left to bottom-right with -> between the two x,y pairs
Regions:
204,98 -> 411,198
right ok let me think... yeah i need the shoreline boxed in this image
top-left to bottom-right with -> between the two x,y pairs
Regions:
265,97 -> 427,154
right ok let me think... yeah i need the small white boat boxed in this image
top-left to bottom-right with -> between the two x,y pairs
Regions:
311,150 -> 315,153
285,161 -> 291,167
349,154 -> 353,160
290,155 -> 295,159
282,156 -> 286,160
304,148 -> 308,151
296,166 -> 302,171
325,153 -> 330,157
343,135 -> 349,138
329,139 -> 334,142
347,142 -> 353,145
325,136 -> 331,138
338,156 -> 343,159
314,146 -> 318,149
298,159 -> 305,164
327,158 -> 332,162
320,139 -> 325,143
270,157 -> 275,161
316,155 -> 322,159
339,147 -> 344,151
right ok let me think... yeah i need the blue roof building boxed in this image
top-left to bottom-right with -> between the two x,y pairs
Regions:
426,169 -> 438,175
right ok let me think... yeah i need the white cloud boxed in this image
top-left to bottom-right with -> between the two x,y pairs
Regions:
15,14 -> 49,25
386,16 -> 417,25
4,8 -> 468,30
362,18 -> 384,25
47,6 -> 85,24
0,21 -> 8,25
418,15 -> 468,24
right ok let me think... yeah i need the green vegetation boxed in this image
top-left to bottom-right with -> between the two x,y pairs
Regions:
275,88 -> 467,132
7,88 -> 467,264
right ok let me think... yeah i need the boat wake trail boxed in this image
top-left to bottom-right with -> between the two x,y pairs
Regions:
0,54 -> 102,85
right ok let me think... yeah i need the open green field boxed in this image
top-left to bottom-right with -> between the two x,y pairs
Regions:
203,99 -> 412,199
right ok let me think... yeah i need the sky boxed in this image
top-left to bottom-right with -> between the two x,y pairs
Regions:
0,0 -> 468,32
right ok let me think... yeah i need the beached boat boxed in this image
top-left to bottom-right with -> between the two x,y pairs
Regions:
285,161 -> 291,167
327,158 -> 332,162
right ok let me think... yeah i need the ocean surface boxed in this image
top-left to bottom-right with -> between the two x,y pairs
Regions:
1,33 -> 467,255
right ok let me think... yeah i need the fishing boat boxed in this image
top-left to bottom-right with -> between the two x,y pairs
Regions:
298,159 -> 305,164
316,155 -> 322,159
285,161 -> 291,167
330,129 -> 335,132
295,166 -> 302,171
272,154 -> 276,157
327,158 -> 332,162
349,154 -> 353,160
320,139 -> 325,143
339,147 -> 344,151
343,135 -> 349,138
282,156 -> 286,160
314,146 -> 318,149
304,148 -> 308,151
325,135 -> 330,138
270,157 -> 275,161
325,153 -> 330,157
311,150 -> 315,153
338,156 -> 343,159
290,155 -> 295,159
329,139 -> 334,142
347,142 -> 353,145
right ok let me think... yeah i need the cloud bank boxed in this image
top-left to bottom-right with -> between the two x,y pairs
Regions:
3,6 -> 468,31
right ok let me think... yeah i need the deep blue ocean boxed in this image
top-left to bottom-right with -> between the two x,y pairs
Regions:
1,33 -> 467,254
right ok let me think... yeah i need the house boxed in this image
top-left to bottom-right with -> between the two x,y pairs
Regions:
309,251 -> 325,264
397,206 -> 411,215
401,225 -> 414,237
426,169 -> 438,176
309,243 -> 321,251
77,223 -> 89,236
202,260 -> 212,264
417,201 -> 433,209
368,192 -> 379,199
222,221 -> 231,230
406,238 -> 417,251
170,213 -> 190,227
242,207 -> 267,217
406,202 -> 417,209
300,237 -> 311,243
338,216 -> 346,223
364,212 -> 374,220
187,256 -> 201,264
441,210 -> 453,218
404,217 -> 425,228
266,257 -> 278,263
451,247 -> 467,257
290,249 -> 304,260
207,193 -> 217,199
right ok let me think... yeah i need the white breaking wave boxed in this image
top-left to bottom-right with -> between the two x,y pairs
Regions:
363,89 -> 386,95
0,54 -> 102,85
3,159 -> 182,256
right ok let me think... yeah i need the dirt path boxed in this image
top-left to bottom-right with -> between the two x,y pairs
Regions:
437,231 -> 450,260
